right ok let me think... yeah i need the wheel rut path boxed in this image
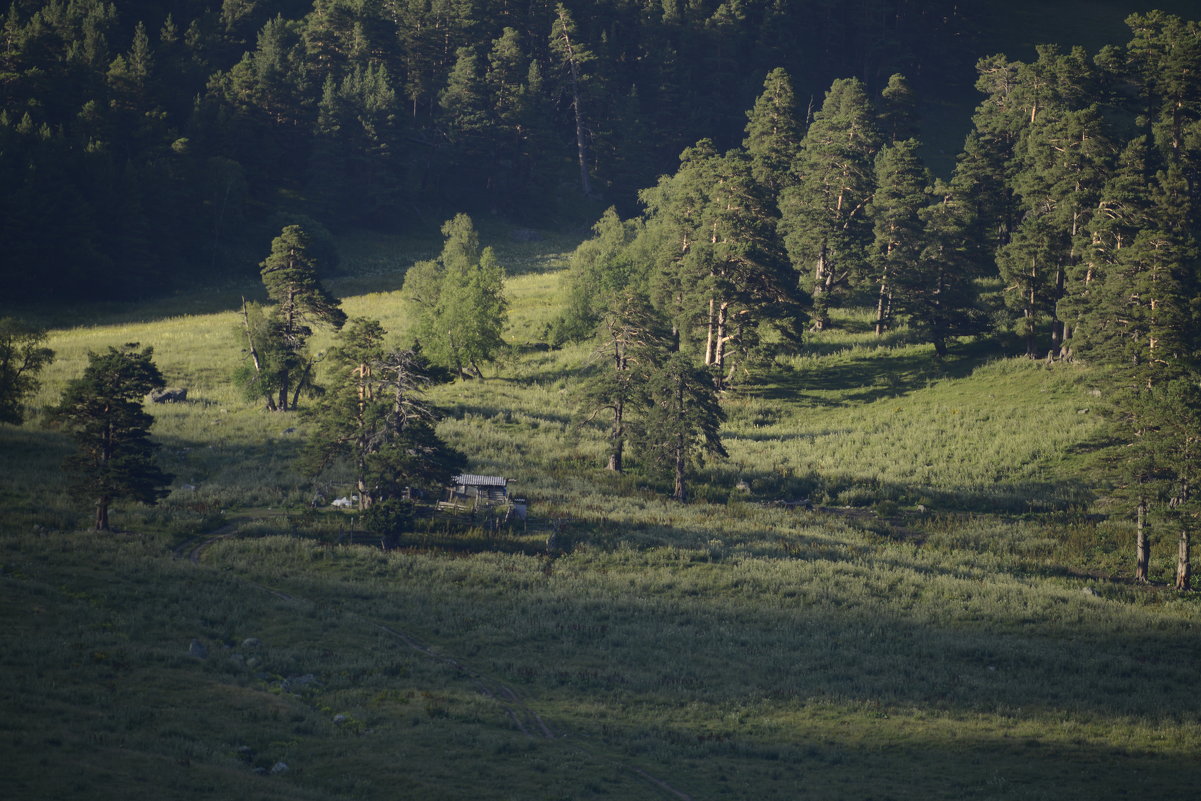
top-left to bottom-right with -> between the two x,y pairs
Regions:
178,519 -> 697,800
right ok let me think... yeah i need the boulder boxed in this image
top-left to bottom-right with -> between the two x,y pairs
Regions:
150,387 -> 188,403
284,673 -> 319,691
188,638 -> 207,659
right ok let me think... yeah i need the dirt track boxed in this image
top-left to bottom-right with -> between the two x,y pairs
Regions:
179,519 -> 697,800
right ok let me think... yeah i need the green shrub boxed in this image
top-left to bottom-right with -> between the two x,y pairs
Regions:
363,498 -> 415,547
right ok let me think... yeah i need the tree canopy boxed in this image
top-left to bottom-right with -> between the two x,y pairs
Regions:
0,318 -> 55,425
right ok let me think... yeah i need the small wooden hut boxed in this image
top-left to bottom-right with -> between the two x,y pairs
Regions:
450,474 -> 510,505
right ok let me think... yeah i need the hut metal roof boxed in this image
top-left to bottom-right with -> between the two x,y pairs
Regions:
453,474 -> 509,487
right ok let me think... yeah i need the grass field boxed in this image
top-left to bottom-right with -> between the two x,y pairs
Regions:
2,223 -> 1199,800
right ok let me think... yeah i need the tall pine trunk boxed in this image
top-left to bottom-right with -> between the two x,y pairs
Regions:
875,269 -> 890,336
95,496 -> 111,531
713,302 -> 729,373
1050,266 -> 1066,357
1176,528 -> 1191,590
811,243 -> 830,331
607,437 -> 623,472
1136,497 -> 1150,583
704,298 -> 716,365
608,398 -> 624,472
554,7 -> 592,197
673,443 -> 687,502
1025,265 -> 1037,358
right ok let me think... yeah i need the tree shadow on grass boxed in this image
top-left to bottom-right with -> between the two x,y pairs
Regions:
449,401 -> 574,428
457,533 -> 1201,723
747,338 -> 998,408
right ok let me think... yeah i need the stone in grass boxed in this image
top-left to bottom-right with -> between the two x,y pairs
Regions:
1082,586 -> 1100,598
333,714 -> 349,725
284,673 -> 320,692
150,387 -> 188,403
270,762 -> 289,775
188,638 -> 208,659
242,637 -> 262,649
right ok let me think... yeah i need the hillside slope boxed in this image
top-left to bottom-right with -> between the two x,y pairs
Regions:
2,230 -> 1199,800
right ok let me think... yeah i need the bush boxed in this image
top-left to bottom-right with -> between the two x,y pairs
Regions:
873,499 -> 900,518
363,499 -> 415,547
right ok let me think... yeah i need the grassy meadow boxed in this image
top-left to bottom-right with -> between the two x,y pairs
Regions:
2,224 -> 1199,801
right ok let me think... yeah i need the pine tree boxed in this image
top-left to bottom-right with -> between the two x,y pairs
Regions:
240,225 -> 346,411
1074,155 -> 1200,586
899,178 -> 990,356
742,67 -> 802,193
878,73 -> 919,144
867,139 -> 927,336
778,77 -> 882,330
305,319 -> 464,511
548,3 -> 594,196
701,150 -> 806,379
51,344 -> 173,531
440,46 -> 489,148
633,352 -> 726,502
577,292 -> 672,472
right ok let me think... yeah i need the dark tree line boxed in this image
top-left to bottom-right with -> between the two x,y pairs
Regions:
1,0 -> 985,303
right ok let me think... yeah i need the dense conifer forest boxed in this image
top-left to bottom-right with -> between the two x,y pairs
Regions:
1,0 -> 1192,304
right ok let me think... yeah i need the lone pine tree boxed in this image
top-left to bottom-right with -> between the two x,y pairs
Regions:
239,225 -> 346,411
304,318 -> 463,511
52,344 -> 173,531
577,292 -> 672,473
633,352 -> 727,502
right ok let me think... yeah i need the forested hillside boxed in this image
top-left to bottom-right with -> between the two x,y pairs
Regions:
0,0 -> 984,302
3,0 -> 1193,306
